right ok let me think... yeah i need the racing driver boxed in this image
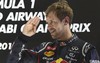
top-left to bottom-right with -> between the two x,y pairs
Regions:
7,0 -> 100,63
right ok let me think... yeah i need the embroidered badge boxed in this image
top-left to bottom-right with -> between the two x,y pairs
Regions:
44,51 -> 55,57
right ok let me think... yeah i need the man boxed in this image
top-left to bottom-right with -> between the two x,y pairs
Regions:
7,0 -> 100,63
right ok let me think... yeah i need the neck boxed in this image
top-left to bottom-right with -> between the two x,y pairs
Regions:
58,29 -> 73,41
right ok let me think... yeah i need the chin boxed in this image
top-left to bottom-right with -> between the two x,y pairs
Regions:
51,35 -> 56,39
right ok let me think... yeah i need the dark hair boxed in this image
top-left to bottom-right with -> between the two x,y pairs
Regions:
45,0 -> 73,25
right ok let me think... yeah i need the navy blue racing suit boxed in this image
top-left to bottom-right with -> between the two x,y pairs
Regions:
7,33 -> 100,63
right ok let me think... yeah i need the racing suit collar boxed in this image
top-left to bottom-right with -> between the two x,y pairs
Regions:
57,34 -> 78,46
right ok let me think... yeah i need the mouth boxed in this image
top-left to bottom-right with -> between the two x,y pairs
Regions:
50,30 -> 55,34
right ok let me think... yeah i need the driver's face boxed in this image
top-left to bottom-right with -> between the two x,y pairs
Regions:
46,12 -> 65,39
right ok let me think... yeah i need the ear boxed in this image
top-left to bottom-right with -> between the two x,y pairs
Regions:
62,16 -> 70,25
